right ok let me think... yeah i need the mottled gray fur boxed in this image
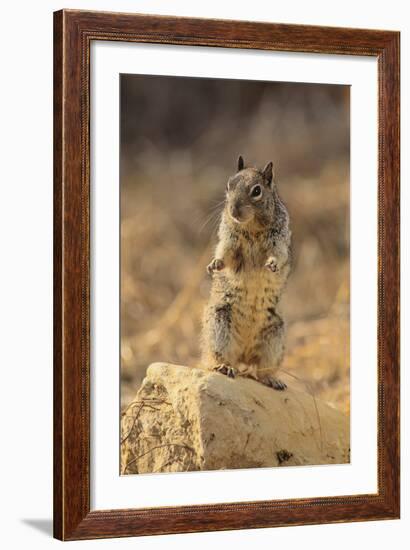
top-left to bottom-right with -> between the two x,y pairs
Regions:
201,156 -> 291,390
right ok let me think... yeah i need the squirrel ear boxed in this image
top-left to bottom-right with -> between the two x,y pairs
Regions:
262,161 -> 274,187
237,155 -> 244,171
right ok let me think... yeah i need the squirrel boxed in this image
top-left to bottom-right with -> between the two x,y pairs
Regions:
201,155 -> 291,390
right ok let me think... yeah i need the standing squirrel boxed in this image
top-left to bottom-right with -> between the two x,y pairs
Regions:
201,156 -> 291,390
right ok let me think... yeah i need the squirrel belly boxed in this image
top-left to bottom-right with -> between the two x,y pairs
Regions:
201,246 -> 289,382
200,156 -> 291,390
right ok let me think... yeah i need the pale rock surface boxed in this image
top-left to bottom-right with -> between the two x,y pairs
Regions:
121,363 -> 350,474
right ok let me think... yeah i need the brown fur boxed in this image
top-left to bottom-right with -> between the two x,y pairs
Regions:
201,157 -> 291,389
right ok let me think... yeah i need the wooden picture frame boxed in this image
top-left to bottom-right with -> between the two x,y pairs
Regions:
53,9 -> 400,540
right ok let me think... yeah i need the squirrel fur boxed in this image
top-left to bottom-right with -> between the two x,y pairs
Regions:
201,156 -> 291,390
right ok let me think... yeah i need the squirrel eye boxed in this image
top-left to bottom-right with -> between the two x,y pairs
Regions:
250,185 -> 262,198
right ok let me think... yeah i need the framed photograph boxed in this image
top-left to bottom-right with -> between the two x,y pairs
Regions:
54,9 -> 400,540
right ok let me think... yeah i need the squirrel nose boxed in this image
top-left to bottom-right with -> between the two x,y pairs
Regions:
231,201 -> 244,221
231,203 -> 240,219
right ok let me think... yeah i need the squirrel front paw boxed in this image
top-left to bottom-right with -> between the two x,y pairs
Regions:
265,256 -> 278,273
207,258 -> 225,275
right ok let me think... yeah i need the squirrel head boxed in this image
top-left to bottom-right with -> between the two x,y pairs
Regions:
225,156 -> 276,228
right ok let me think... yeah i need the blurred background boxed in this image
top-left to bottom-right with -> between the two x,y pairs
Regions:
120,74 -> 350,414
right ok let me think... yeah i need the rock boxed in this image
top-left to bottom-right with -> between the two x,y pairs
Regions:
121,363 -> 350,475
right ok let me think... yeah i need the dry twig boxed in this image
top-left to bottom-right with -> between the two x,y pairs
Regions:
122,443 -> 194,474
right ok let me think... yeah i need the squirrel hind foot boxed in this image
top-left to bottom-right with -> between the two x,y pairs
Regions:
213,363 -> 237,379
261,376 -> 287,391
